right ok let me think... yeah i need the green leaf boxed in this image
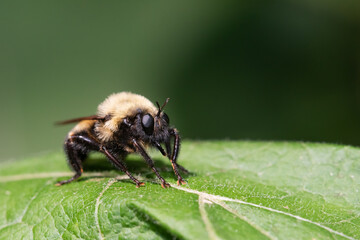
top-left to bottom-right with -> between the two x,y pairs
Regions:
0,141 -> 359,239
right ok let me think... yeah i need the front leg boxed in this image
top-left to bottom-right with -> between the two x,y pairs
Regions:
169,128 -> 188,185
132,139 -> 171,188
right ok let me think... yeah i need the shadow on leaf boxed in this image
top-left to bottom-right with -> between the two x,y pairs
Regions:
81,155 -> 194,182
127,202 -> 184,240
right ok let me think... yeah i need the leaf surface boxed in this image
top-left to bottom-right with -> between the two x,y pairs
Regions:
0,141 -> 359,239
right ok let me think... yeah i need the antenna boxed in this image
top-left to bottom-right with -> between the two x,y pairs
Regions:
156,98 -> 170,116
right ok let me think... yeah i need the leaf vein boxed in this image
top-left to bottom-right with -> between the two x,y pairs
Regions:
211,198 -> 275,240
171,185 -> 356,240
0,181 -> 48,231
198,195 -> 220,240
94,178 -> 117,240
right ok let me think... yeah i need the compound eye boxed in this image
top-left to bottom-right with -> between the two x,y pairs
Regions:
142,114 -> 154,135
162,112 -> 170,124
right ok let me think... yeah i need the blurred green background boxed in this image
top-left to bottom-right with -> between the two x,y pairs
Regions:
0,1 -> 359,161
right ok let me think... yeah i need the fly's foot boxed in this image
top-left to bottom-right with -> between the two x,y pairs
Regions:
55,179 -> 73,186
55,174 -> 80,186
177,177 -> 187,186
136,182 -> 145,188
55,181 -> 67,186
161,181 -> 171,189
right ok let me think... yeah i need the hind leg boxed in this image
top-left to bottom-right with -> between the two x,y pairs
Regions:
56,138 -> 85,186
56,133 -> 98,186
57,132 -> 145,187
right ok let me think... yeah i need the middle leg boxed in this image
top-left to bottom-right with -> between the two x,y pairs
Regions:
132,139 -> 170,188
101,147 -> 145,188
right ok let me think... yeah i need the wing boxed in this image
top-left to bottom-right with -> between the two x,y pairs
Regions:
55,115 -> 104,125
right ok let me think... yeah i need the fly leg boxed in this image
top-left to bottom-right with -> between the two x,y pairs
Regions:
132,139 -> 171,188
56,133 -> 98,186
101,147 -> 145,188
58,132 -> 144,187
168,128 -> 187,185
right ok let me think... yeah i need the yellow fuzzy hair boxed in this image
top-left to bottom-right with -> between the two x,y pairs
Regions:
95,92 -> 158,142
69,120 -> 96,137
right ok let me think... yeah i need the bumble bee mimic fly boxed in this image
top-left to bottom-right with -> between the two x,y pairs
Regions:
56,92 -> 188,188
